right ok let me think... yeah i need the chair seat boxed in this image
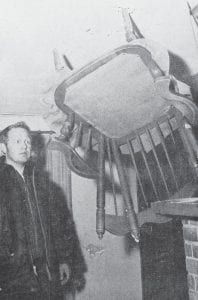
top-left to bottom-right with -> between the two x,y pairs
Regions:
65,53 -> 167,139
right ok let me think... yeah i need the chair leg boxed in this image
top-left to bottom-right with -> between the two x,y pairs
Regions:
111,140 -> 139,241
96,134 -> 106,239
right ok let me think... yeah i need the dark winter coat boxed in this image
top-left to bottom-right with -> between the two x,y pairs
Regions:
0,158 -> 86,296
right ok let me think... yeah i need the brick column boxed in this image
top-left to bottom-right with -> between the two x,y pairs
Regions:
183,220 -> 198,300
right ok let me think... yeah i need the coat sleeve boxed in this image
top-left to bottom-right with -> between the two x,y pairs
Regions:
0,191 -> 12,265
48,181 -> 75,265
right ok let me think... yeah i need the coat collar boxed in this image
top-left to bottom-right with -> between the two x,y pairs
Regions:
0,156 -> 34,179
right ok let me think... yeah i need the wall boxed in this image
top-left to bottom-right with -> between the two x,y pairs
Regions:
72,173 -> 142,300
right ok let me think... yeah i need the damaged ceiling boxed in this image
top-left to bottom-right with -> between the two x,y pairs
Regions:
0,0 -> 198,132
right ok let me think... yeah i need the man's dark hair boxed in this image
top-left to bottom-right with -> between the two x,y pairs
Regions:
0,121 -> 31,144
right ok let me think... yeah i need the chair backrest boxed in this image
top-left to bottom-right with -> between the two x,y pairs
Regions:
103,105 -> 198,234
117,105 -> 198,209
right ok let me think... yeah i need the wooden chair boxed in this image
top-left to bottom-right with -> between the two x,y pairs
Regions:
54,40 -> 198,242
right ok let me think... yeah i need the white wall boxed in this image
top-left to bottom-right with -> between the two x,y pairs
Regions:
72,173 -> 142,300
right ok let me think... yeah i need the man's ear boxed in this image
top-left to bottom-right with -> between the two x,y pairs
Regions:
0,143 -> 6,157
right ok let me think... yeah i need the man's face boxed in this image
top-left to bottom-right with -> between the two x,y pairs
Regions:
5,127 -> 31,165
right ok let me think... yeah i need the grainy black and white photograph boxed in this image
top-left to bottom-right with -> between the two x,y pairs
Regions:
0,0 -> 198,299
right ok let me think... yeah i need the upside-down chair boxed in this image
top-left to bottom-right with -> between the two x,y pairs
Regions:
53,39 -> 198,242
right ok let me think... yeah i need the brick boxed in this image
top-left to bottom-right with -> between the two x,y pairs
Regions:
183,227 -> 198,242
190,221 -> 198,226
189,290 -> 198,300
193,246 -> 198,258
186,258 -> 198,275
183,219 -> 190,225
186,243 -> 193,257
189,274 -> 196,290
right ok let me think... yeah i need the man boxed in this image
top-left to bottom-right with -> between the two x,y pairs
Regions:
0,122 -> 85,299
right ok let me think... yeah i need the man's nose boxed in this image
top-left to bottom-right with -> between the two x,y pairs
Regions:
22,143 -> 27,150
22,141 -> 29,149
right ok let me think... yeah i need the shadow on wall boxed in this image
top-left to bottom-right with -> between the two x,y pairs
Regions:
30,133 -> 88,294
169,51 -> 198,103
